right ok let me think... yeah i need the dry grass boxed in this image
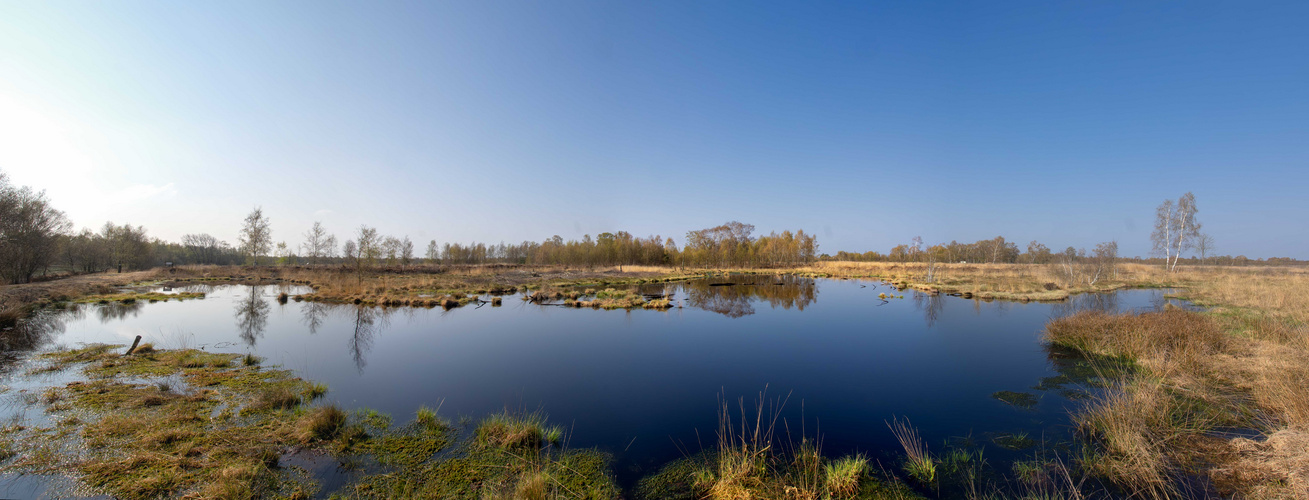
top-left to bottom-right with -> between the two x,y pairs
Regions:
152,264 -> 696,310
1044,267 -> 1309,499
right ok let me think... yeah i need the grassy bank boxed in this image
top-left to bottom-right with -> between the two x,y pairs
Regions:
6,263 -> 1303,321
3,344 -> 936,499
1044,269 -> 1309,498
2,343 -> 622,499
155,264 -> 700,309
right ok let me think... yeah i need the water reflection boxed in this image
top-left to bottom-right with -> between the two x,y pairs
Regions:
348,306 -> 391,372
301,302 -> 330,335
234,286 -> 271,346
0,310 -> 66,357
97,301 -> 144,323
913,293 -> 946,327
1051,292 -> 1120,318
0,280 -> 1192,498
681,275 -> 816,318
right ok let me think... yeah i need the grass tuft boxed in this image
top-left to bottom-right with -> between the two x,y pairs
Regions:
888,417 -> 935,485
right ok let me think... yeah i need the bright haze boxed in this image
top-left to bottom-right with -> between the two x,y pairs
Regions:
1,2 -> 1305,258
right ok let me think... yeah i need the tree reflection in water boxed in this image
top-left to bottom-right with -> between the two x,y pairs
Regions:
913,292 -> 946,327
680,275 -> 816,318
234,286 -> 270,347
348,306 -> 392,373
97,301 -> 144,323
1051,292 -> 1121,318
0,308 -> 70,372
300,302 -> 330,335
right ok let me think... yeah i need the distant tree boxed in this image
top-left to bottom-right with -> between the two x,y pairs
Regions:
275,241 -> 294,266
300,222 -> 337,265
425,240 -> 439,263
182,233 -> 226,265
238,207 -> 272,265
342,240 -> 358,268
381,236 -> 401,266
101,223 -> 153,273
1195,233 -> 1215,265
1053,246 -> 1080,285
1089,241 -> 1118,284
1025,241 -> 1052,264
354,226 -> 380,271
1151,193 -> 1201,272
400,236 -> 414,267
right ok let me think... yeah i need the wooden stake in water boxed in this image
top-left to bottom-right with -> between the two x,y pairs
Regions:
125,335 -> 143,356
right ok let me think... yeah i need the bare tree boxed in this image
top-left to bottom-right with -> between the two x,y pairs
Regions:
301,221 -> 337,265
238,207 -> 272,265
1195,233 -> 1215,265
342,240 -> 358,268
425,239 -> 439,263
1025,241 -> 1051,264
0,171 -> 73,283
400,236 -> 414,267
102,223 -> 152,272
1054,246 -> 1081,286
182,233 -> 225,264
1151,193 -> 1201,272
354,226 -> 380,271
381,236 -> 401,266
1088,241 -> 1118,285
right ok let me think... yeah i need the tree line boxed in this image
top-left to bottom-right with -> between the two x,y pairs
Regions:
0,168 -> 822,283
2,169 -> 1299,285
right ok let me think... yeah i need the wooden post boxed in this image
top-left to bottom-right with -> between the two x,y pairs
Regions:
125,335 -> 142,356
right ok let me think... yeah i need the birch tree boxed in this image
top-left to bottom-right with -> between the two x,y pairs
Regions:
238,207 -> 272,265
354,226 -> 380,271
1195,233 -> 1215,265
400,236 -> 414,267
1151,193 -> 1201,272
300,222 -> 337,265
426,240 -> 439,263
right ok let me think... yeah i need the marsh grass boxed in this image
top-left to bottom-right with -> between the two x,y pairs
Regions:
824,454 -> 868,498
888,417 -> 936,486
4,345 -> 327,498
1042,269 -> 1309,498
670,390 -> 925,500
476,412 -> 563,451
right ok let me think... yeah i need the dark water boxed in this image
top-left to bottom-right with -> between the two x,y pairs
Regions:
1,277 -> 1175,496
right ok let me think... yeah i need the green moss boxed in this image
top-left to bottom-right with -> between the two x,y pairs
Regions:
358,408 -> 393,432
634,454 -> 713,500
41,344 -> 121,366
361,423 -> 452,468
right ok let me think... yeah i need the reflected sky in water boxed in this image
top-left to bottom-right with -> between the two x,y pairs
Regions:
0,278 -> 1178,489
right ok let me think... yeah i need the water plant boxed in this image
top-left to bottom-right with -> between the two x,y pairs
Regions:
991,390 -> 1039,410
823,454 -> 868,498
991,432 -> 1036,451
888,417 -> 935,485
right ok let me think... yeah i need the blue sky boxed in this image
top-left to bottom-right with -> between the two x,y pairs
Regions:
2,1 -> 1305,258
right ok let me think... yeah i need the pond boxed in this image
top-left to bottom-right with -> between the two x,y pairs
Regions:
0,276 -> 1175,497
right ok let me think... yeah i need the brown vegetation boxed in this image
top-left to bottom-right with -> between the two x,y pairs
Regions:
1044,268 -> 1309,499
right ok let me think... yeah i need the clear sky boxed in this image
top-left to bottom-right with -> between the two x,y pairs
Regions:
2,1 -> 1305,258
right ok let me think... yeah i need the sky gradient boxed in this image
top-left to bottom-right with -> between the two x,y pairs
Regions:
2,1 -> 1306,258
